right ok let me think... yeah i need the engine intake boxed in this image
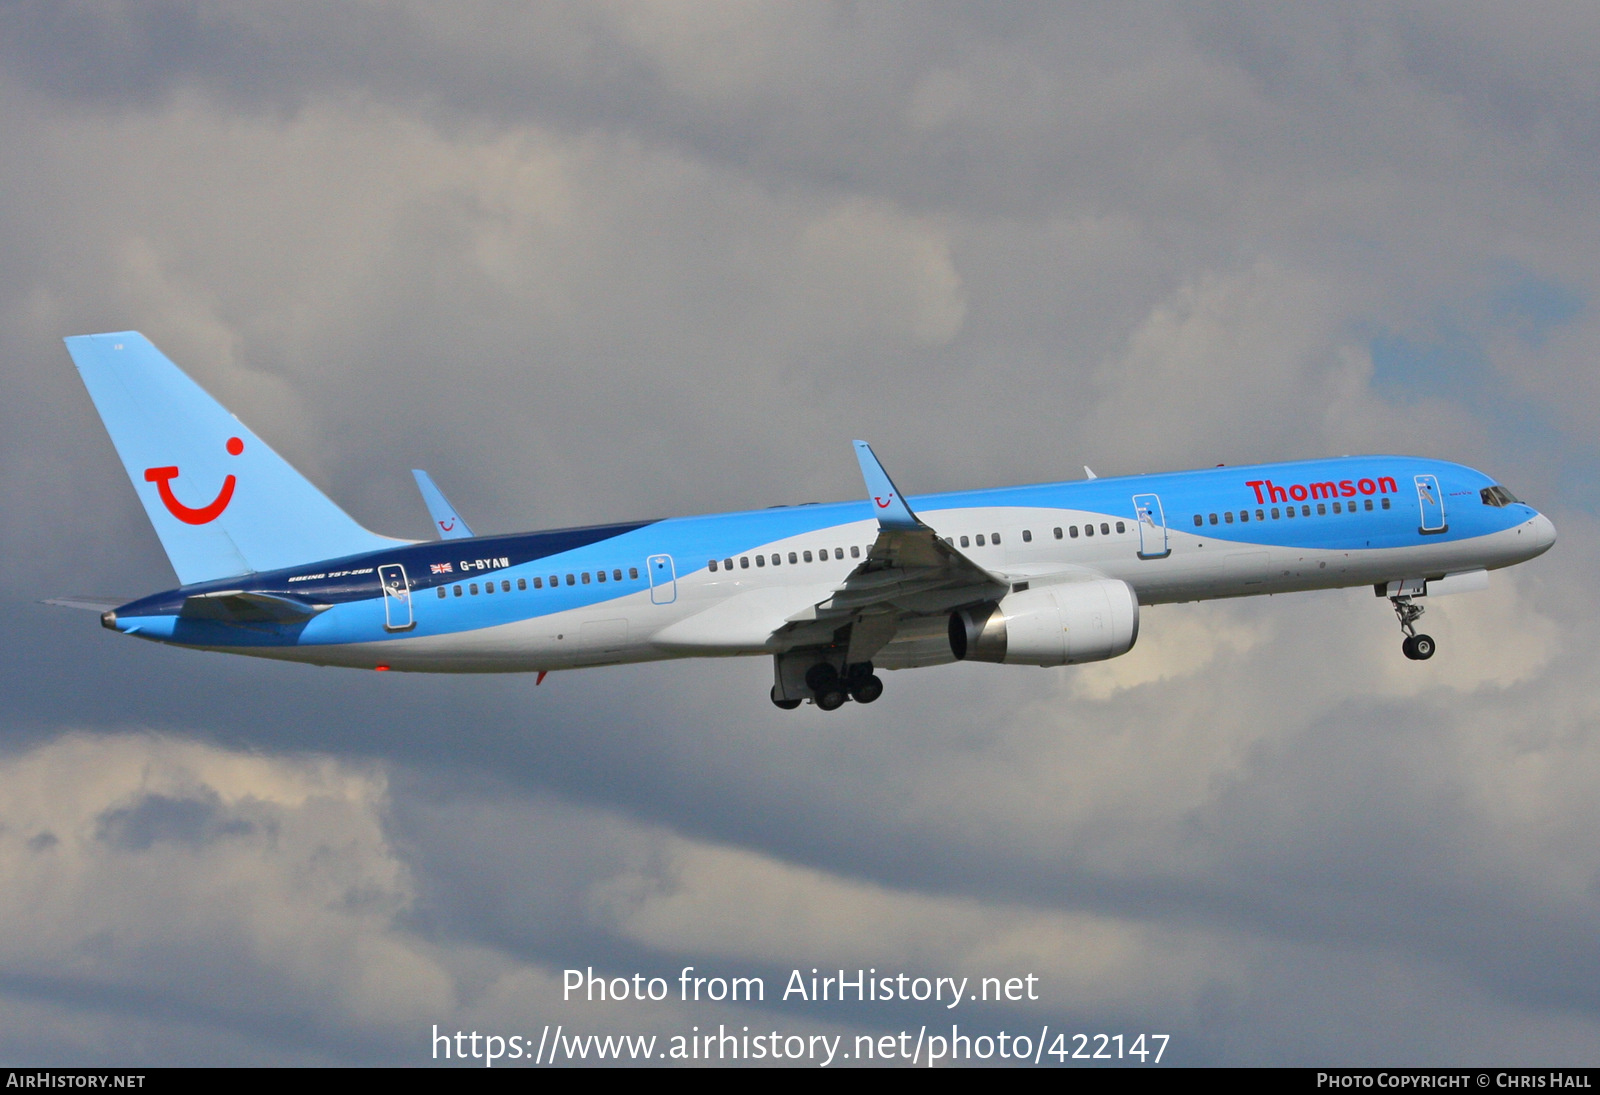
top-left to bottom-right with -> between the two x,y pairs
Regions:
949,579 -> 1139,666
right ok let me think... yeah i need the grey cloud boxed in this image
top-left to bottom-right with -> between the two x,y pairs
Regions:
95,789 -> 257,851
2,0 -> 1599,1066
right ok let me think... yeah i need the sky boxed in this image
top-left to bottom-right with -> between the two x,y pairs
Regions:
2,1 -> 1599,1067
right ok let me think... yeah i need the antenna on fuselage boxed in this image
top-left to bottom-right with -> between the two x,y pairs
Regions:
1083,466 -> 1097,480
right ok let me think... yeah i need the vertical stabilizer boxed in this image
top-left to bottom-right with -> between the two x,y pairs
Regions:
64,332 -> 407,585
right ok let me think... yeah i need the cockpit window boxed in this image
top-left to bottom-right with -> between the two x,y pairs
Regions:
1480,485 -> 1520,507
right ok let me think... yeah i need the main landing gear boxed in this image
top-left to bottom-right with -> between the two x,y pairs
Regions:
769,662 -> 884,711
1390,595 -> 1436,661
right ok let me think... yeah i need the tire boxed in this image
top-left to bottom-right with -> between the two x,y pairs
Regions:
805,663 -> 839,692
770,686 -> 801,710
1401,635 -> 1418,660
849,674 -> 884,704
815,687 -> 848,712
1411,634 -> 1435,660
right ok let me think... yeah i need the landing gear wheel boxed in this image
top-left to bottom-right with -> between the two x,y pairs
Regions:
805,663 -> 840,692
815,687 -> 848,712
770,686 -> 801,710
1390,595 -> 1432,661
849,674 -> 884,704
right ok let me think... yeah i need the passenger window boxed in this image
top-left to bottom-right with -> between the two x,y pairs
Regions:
1238,511 -> 1248,523
1381,498 -> 1391,510
1115,522 -> 1124,533
771,554 -> 781,566
1224,512 -> 1233,524
756,555 -> 766,567
1054,527 -> 1063,539
566,574 -> 576,586
1070,526 -> 1079,538
1364,499 -> 1373,511
740,557 -> 749,569
1209,514 -> 1218,525
470,583 -> 479,595
437,587 -> 446,599
1302,505 -> 1311,517
834,548 -> 844,560
629,567 -> 639,579
992,533 -> 1001,544
960,535 -> 969,547
803,550 -> 813,562
788,552 -> 797,564
597,570 -> 607,582
708,560 -> 718,572
1193,515 -> 1203,526
502,580 -> 511,592
721,561 -> 731,572
581,572 -> 590,584
518,578 -> 527,591
851,546 -> 860,558
1331,502 -> 1341,514
453,585 -> 462,596
1317,503 -> 1326,516
549,575 -> 559,587
1285,507 -> 1294,518
1085,524 -> 1095,537
1256,509 -> 1265,520
975,534 -> 986,547
1022,529 -> 1032,542
484,581 -> 493,594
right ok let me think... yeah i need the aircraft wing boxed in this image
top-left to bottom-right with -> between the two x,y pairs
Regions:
771,442 -> 1009,663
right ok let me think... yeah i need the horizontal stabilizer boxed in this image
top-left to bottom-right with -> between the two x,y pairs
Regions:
43,596 -> 125,613
412,469 -> 475,540
180,590 -> 329,624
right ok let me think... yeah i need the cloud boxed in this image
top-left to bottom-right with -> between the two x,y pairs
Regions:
2,0 -> 1600,1066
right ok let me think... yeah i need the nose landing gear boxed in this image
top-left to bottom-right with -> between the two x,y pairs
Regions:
1391,595 -> 1436,661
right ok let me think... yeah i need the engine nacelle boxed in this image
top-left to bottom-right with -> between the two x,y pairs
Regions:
949,579 -> 1140,666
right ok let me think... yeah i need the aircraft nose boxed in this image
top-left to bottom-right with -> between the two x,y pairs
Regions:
1531,512 -> 1557,553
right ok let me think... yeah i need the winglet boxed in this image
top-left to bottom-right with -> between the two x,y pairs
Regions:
852,441 -> 921,530
412,470 -> 475,540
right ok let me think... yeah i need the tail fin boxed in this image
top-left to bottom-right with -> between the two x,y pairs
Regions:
64,332 -> 407,585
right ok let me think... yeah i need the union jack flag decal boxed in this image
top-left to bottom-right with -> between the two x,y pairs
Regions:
430,562 -> 453,574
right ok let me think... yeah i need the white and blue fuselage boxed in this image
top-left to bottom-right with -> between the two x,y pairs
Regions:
104,456 -> 1553,671
59,332 -> 1554,708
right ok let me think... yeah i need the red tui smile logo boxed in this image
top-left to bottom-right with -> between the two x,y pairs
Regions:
145,437 -> 242,525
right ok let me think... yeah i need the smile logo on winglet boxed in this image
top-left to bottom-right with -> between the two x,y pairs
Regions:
144,437 -> 242,525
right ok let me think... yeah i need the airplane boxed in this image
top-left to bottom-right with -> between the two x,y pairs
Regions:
51,331 -> 1556,711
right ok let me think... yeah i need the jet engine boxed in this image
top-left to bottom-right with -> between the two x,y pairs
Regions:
948,579 -> 1139,666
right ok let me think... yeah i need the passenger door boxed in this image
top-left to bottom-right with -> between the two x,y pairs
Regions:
1133,493 -> 1171,559
1415,475 -> 1447,535
378,563 -> 416,632
648,554 -> 677,605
